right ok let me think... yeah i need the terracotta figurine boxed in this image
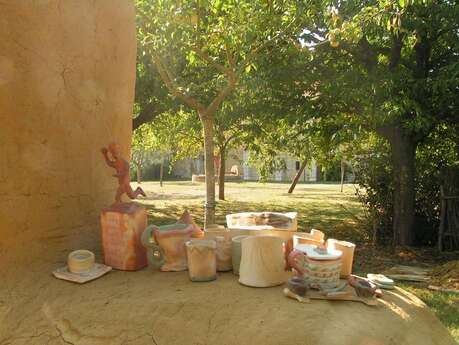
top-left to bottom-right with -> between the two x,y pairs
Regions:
101,143 -> 146,205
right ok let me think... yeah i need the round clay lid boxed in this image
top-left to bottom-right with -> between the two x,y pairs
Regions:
294,244 -> 342,260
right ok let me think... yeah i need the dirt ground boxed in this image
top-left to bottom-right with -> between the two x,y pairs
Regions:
0,256 -> 456,345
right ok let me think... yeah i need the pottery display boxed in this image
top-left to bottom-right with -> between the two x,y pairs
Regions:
141,223 -> 195,272
239,235 -> 288,287
186,239 -> 217,282
215,236 -> 232,271
327,239 -> 355,277
288,247 -> 342,290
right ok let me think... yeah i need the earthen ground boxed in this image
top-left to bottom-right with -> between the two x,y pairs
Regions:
0,257 -> 456,345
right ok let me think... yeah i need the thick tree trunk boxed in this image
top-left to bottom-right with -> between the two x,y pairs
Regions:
340,160 -> 345,193
159,157 -> 164,187
218,147 -> 226,200
379,125 -> 417,246
136,164 -> 142,184
288,160 -> 307,194
201,115 -> 216,226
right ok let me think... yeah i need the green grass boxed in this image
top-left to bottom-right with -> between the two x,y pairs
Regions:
137,180 -> 368,243
401,284 -> 459,341
135,180 -> 458,342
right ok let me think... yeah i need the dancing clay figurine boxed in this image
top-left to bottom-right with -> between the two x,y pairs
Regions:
101,143 -> 146,205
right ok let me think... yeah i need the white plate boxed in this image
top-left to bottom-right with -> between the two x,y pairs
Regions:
294,244 -> 342,260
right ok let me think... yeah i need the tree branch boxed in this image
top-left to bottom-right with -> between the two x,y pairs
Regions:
133,102 -> 162,130
152,54 -> 206,112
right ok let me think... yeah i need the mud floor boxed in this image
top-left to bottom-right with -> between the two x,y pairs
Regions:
0,253 -> 456,345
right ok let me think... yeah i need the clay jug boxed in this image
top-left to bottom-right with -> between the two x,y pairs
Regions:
141,223 -> 194,272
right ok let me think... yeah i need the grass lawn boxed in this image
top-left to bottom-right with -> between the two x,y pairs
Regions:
136,180 -> 459,342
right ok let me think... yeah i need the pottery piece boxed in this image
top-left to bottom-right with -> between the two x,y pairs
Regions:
204,225 -> 230,240
283,288 -> 310,303
226,212 -> 298,231
239,235 -> 288,287
231,235 -> 249,275
53,250 -> 111,284
287,277 -> 309,297
348,275 -> 377,298
68,250 -> 95,273
288,249 -> 342,290
327,239 -> 355,277
293,233 -> 324,248
141,223 -> 195,272
186,239 -> 217,282
178,210 -> 204,238
215,236 -> 232,271
100,203 -> 148,271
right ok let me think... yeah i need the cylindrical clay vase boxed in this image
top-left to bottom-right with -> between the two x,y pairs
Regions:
215,236 -> 232,271
231,235 -> 249,275
327,239 -> 355,278
186,239 -> 217,282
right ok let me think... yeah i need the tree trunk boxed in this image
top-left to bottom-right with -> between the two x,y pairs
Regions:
340,160 -> 345,193
218,146 -> 226,200
288,160 -> 307,194
201,115 -> 216,227
379,125 -> 417,246
159,157 -> 164,187
136,164 -> 142,184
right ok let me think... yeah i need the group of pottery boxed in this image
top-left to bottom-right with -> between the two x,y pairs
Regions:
54,145 -> 366,298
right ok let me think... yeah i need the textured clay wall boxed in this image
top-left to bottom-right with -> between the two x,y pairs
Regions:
0,1 -> 136,271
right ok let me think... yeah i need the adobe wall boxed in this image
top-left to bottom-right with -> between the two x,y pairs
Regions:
0,1 -> 136,271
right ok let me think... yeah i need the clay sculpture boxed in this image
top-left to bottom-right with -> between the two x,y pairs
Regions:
141,223 -> 195,271
101,143 -> 146,205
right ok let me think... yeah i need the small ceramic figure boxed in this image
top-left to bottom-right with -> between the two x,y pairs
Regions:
101,143 -> 146,205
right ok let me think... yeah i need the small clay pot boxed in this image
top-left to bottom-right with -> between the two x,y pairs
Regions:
287,277 -> 309,297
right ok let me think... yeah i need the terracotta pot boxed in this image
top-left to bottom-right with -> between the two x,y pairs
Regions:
141,223 -> 194,272
327,239 -> 355,278
231,235 -> 249,275
186,239 -> 217,282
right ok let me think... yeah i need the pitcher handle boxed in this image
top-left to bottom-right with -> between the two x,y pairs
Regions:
288,250 -> 306,278
141,224 -> 165,269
